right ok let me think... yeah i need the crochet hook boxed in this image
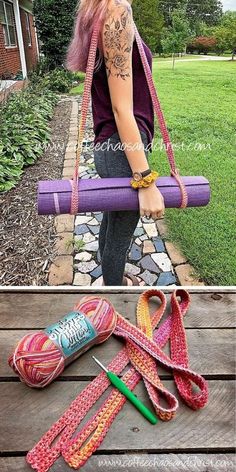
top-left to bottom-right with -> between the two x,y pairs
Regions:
92,356 -> 158,425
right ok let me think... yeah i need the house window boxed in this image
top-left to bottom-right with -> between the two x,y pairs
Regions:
25,11 -> 31,46
0,0 -> 17,47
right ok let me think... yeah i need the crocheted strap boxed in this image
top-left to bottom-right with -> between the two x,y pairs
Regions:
62,290 -> 208,470
61,290 -> 208,469
70,21 -> 188,214
133,25 -> 188,208
70,22 -> 101,214
26,290 -> 208,472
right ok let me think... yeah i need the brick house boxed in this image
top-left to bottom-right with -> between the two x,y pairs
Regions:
0,0 -> 39,79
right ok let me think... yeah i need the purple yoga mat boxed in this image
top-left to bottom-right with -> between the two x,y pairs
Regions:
37,176 -> 210,215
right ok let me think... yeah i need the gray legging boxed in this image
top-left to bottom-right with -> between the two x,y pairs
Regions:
94,130 -> 150,286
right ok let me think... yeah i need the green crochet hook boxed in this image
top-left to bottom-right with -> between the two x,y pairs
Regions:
92,356 -> 158,425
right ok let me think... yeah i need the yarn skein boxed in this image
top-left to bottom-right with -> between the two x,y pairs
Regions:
8,296 -> 117,389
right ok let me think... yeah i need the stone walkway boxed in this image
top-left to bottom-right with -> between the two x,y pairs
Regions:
73,212 -> 178,286
49,97 -> 204,287
162,55 -> 231,63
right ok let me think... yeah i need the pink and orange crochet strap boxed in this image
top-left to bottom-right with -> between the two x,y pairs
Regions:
26,289 -> 209,471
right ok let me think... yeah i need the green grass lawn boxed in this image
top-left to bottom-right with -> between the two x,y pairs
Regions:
149,58 -> 236,285
69,82 -> 84,95
69,71 -> 85,95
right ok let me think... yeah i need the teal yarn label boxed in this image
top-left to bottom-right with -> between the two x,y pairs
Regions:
45,311 -> 97,361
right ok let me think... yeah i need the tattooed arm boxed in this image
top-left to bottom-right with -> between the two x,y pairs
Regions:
102,0 -> 148,173
101,0 -> 165,219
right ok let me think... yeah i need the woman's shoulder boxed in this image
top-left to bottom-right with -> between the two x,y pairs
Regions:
105,0 -> 134,37
107,0 -> 132,15
109,0 -> 131,7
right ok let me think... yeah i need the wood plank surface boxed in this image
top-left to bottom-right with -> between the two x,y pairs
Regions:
0,292 -> 235,328
0,380 -> 235,452
1,454 -> 235,472
0,290 -> 235,472
1,328 -> 235,378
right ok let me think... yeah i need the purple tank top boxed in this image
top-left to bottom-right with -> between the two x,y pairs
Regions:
91,36 -> 154,150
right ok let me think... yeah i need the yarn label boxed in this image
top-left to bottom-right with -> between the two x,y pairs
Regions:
45,311 -> 97,362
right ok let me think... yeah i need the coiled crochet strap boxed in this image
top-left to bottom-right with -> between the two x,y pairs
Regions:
27,290 -> 208,472
70,21 -> 188,214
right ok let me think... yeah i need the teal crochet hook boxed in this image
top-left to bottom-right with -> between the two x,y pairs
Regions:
92,356 -> 158,425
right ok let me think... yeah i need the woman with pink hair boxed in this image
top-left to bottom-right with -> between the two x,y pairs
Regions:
66,0 -> 165,286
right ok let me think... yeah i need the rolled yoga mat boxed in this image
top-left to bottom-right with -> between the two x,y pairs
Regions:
38,176 -> 211,215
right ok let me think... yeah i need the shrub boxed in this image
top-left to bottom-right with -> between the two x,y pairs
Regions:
31,57 -> 52,76
0,81 -> 58,192
46,68 -> 75,93
187,36 -> 217,54
30,66 -> 78,93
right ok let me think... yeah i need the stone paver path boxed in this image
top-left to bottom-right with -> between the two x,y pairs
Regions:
162,55 -> 231,63
72,101 -> 178,287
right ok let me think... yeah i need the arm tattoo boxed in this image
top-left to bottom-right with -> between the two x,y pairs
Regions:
103,2 -> 134,81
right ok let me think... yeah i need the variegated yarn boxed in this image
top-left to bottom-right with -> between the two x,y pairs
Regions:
8,296 -> 117,388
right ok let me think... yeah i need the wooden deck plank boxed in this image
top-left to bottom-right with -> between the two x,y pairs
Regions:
1,328 -> 235,378
125,292 -> 236,328
0,290 -> 235,470
0,380 -> 234,452
0,292 -> 235,329
1,454 -> 235,472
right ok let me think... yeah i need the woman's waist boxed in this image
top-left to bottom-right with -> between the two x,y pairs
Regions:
93,123 -> 153,153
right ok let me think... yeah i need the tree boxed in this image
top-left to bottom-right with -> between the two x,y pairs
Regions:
161,8 -> 192,68
159,0 -> 186,27
33,0 -> 77,69
159,0 -> 223,31
186,0 -> 223,29
210,11 -> 236,58
193,20 -> 211,37
132,0 -> 164,53
206,11 -> 236,60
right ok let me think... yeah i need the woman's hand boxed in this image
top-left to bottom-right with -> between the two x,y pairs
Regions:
138,183 -> 165,220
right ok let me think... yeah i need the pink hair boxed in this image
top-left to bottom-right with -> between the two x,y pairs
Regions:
66,0 -> 110,73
